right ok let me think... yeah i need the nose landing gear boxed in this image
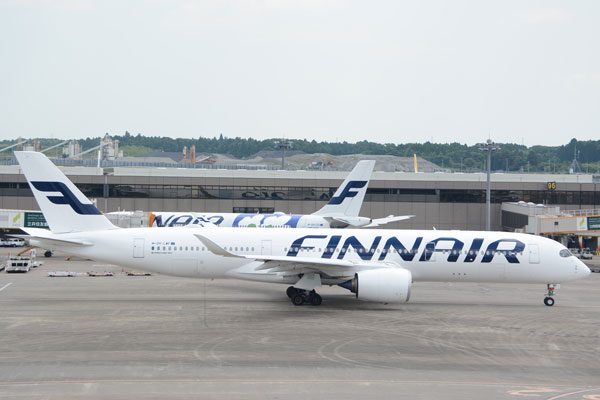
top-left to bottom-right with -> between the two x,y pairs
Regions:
286,286 -> 322,306
544,283 -> 559,306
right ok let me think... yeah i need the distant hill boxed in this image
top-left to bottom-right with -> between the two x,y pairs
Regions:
2,134 -> 599,173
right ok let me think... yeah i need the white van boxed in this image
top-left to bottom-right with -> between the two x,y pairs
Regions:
5,238 -> 25,247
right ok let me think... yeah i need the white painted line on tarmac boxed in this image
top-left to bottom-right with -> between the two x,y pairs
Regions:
0,282 -> 13,292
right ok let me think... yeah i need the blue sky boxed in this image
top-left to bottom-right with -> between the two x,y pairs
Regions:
0,0 -> 598,145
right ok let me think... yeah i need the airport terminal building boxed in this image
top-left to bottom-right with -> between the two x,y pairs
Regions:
1,163 -> 599,231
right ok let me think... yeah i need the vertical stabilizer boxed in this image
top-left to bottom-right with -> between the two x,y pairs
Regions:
14,151 -> 116,233
312,160 -> 375,217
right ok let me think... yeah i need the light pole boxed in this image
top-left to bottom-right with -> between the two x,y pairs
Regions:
102,167 -> 114,213
275,139 -> 292,170
477,139 -> 500,231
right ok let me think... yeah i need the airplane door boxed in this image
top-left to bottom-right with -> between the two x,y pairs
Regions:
529,244 -> 540,264
133,238 -> 145,258
261,240 -> 272,255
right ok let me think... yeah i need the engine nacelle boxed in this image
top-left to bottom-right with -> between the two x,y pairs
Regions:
349,268 -> 412,303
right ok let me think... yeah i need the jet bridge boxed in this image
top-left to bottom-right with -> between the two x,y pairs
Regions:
502,202 -> 600,252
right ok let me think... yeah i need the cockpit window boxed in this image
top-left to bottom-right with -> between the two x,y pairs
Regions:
559,249 -> 573,258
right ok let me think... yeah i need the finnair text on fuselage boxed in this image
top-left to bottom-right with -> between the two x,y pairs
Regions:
284,234 -> 524,263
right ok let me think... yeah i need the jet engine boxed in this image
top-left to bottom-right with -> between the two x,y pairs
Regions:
347,268 -> 412,303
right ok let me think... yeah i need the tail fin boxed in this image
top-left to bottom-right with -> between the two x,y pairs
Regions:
14,151 -> 116,233
312,160 -> 375,217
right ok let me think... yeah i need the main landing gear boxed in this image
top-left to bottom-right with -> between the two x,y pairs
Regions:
286,286 -> 322,306
544,283 -> 559,306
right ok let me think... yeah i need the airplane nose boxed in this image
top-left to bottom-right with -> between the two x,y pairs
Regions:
578,259 -> 591,277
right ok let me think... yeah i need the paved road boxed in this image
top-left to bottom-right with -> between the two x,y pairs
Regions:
0,249 -> 599,399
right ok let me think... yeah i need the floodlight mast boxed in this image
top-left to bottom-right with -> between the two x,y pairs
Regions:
477,139 -> 500,231
275,139 -> 292,170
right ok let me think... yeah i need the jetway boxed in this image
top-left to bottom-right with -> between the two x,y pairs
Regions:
502,202 -> 600,252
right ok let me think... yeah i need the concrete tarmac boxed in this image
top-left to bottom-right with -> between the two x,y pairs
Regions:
0,248 -> 599,399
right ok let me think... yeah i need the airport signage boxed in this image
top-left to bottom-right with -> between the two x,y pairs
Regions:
24,212 -> 48,228
546,181 -> 557,190
588,216 -> 600,230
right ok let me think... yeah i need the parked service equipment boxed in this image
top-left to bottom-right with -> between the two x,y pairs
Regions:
47,271 -> 85,277
88,271 -> 114,277
5,256 -> 41,273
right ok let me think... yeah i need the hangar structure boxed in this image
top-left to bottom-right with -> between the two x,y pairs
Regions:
0,163 -> 599,231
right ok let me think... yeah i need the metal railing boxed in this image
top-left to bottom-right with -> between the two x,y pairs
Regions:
0,156 -> 278,171
561,209 -> 600,217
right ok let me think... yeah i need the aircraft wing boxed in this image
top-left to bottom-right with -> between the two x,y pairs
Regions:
194,233 -> 396,279
365,215 -> 414,227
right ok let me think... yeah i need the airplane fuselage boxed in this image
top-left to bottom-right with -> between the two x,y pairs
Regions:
33,227 -> 587,286
151,212 -> 335,228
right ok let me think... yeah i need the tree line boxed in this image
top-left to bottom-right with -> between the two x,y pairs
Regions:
3,134 -> 599,173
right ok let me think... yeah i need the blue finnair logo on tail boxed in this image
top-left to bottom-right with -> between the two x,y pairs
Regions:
328,181 -> 367,205
31,181 -> 101,215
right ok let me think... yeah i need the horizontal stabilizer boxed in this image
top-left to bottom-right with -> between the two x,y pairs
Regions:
21,228 -> 93,247
366,215 -> 414,227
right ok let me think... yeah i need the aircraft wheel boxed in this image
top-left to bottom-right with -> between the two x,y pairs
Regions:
44,250 -> 52,258
291,293 -> 305,306
544,297 -> 555,306
309,293 -> 322,306
286,286 -> 297,298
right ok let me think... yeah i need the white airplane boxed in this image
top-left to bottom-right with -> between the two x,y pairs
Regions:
16,151 -> 590,307
142,160 -> 413,229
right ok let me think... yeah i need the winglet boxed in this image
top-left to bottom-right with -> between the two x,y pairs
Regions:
194,234 -> 241,258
